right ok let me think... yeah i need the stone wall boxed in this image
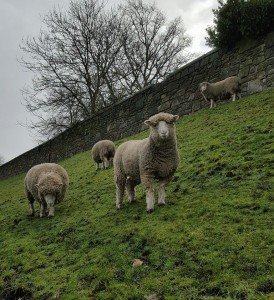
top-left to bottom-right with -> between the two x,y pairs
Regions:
1,32 -> 273,180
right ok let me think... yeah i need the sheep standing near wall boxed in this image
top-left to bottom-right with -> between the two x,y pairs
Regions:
24,163 -> 69,217
91,140 -> 116,170
114,113 -> 180,213
199,76 -> 241,108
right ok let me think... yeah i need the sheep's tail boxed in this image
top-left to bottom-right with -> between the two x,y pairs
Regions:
113,157 -> 126,185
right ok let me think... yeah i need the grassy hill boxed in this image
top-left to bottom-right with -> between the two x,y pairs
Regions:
0,89 -> 273,300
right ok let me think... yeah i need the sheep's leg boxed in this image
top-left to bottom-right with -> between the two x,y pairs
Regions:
39,203 -> 46,218
158,177 -> 172,206
115,177 -> 125,209
141,175 -> 155,213
210,99 -> 214,109
96,163 -> 100,170
238,93 -> 241,99
110,158 -> 113,167
232,93 -> 236,101
29,201 -> 35,216
44,195 -> 55,217
103,157 -> 109,169
26,190 -> 35,216
48,206 -> 55,217
126,178 -> 135,203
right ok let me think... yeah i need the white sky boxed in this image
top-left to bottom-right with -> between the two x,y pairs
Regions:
0,0 -> 218,163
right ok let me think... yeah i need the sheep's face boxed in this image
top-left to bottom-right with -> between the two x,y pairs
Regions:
199,82 -> 208,92
36,173 -> 63,200
144,113 -> 179,142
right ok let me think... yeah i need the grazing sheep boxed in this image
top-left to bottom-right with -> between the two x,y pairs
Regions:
91,140 -> 116,170
199,76 -> 241,108
114,112 -> 180,213
24,163 -> 69,218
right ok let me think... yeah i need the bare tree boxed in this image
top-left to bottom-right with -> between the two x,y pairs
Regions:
21,0 -> 123,138
116,0 -> 192,94
20,0 -> 192,139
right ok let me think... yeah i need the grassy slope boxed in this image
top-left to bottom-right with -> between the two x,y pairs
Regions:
0,90 -> 273,300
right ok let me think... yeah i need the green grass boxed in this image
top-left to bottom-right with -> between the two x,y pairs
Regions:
0,89 -> 274,300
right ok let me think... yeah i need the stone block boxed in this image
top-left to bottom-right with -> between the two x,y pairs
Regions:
171,98 -> 181,108
200,56 -> 209,67
135,98 -> 144,110
160,94 -> 169,103
239,66 -> 250,78
253,44 -> 265,54
266,64 -> 274,75
179,68 -> 189,78
249,65 -> 258,74
265,46 -> 274,59
188,93 -> 195,101
135,111 -> 144,122
209,51 -> 219,62
266,68 -> 274,76
166,81 -> 179,92
265,31 -> 274,47
220,69 -> 230,78
266,73 -> 274,87
188,65 -> 195,74
257,71 -> 266,79
194,60 -> 201,70
238,38 -> 259,54
248,80 -> 263,94
158,101 -> 171,112
265,56 -> 274,66
226,64 -> 240,75
253,55 -> 266,65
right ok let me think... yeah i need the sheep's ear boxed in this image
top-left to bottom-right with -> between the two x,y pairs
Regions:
200,83 -> 207,92
172,115 -> 179,122
144,119 -> 151,126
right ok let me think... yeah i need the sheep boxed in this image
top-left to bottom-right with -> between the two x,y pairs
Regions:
199,76 -> 241,108
24,163 -> 69,218
114,112 -> 180,213
91,140 -> 116,170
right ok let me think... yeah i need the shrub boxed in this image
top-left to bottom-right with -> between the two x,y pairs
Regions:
206,0 -> 274,49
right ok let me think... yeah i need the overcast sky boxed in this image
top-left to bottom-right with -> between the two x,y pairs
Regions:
0,0 -> 218,163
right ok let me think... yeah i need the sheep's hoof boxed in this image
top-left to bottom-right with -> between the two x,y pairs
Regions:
40,214 -> 46,218
116,205 -> 121,210
158,202 -> 166,206
48,214 -> 54,218
147,208 -> 154,213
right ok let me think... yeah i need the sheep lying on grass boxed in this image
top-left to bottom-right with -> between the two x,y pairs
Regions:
199,76 -> 241,108
114,112 -> 180,213
91,140 -> 116,170
24,163 -> 69,218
